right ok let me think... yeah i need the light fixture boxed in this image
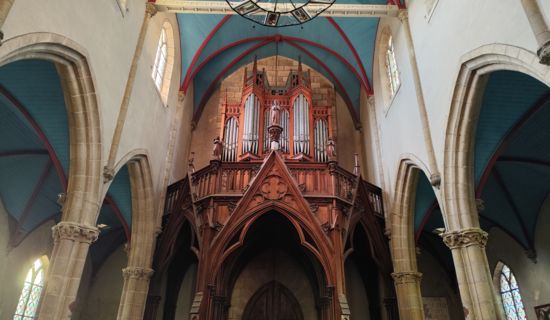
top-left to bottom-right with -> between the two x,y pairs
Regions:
226,0 -> 335,27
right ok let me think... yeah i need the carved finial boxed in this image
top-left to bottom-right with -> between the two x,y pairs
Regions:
353,153 -> 360,176
252,55 -> 258,74
297,56 -> 303,86
212,136 -> 223,161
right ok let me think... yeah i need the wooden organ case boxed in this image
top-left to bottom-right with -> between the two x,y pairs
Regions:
148,59 -> 395,320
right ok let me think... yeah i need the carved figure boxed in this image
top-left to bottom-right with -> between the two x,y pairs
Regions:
326,138 -> 337,161
212,136 -> 223,160
270,101 -> 281,126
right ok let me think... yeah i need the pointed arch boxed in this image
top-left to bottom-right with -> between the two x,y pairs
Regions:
443,44 -> 550,231
0,32 -> 102,225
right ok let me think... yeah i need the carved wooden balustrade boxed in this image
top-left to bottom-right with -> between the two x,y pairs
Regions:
167,159 -> 384,219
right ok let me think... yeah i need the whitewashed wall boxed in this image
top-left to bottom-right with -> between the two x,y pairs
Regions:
370,0 -> 549,209
2,0 -> 182,203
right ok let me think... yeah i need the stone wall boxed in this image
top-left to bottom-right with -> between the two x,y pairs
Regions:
0,202 -> 54,319
486,196 -> 550,320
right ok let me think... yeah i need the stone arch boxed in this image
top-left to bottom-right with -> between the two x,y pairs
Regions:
390,157 -> 431,319
210,203 -> 334,288
443,44 -> 550,231
0,32 -> 102,225
114,154 -> 158,320
0,33 -> 103,319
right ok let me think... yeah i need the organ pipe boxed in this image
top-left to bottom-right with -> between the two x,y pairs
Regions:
242,94 -> 260,154
223,117 -> 238,161
314,118 -> 328,162
293,94 -> 310,155
281,110 -> 289,152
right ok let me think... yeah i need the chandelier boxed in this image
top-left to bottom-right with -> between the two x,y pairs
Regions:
226,0 -> 335,27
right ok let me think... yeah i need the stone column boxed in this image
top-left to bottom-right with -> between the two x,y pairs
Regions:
521,0 -> 550,64
116,266 -> 155,320
391,271 -> 424,320
38,222 -> 99,320
442,228 -> 504,320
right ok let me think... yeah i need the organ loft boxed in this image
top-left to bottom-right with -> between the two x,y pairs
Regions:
149,58 -> 393,320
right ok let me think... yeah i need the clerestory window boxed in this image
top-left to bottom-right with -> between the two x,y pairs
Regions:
385,35 -> 400,99
152,28 -> 168,92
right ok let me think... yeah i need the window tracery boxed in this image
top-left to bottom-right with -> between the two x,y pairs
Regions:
497,263 -> 526,320
13,257 -> 48,320
152,28 -> 168,92
385,35 -> 400,99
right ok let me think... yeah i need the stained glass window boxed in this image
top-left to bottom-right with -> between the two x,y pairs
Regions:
385,35 -> 400,99
14,257 -> 47,319
499,264 -> 526,320
152,28 -> 168,91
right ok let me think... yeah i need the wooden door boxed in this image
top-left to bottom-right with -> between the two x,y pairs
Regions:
242,281 -> 304,320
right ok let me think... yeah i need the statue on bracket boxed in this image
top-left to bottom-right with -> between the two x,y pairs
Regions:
212,136 -> 224,161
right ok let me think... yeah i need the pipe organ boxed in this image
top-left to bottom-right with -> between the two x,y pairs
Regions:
293,94 -> 310,156
221,58 -> 333,162
241,93 -> 260,155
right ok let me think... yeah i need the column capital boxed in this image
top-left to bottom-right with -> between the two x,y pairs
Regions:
145,2 -> 158,17
122,266 -> 155,280
537,40 -> 550,65
52,221 -> 99,244
442,228 -> 488,249
391,271 -> 422,284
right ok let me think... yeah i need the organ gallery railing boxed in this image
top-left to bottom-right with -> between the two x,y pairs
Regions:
166,160 -> 384,218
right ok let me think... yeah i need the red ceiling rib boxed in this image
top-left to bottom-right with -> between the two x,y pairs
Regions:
183,35 -> 276,93
192,39 -> 360,127
325,17 -> 372,94
181,15 -> 232,93
193,40 -> 273,124
476,92 -> 550,197
286,40 -> 360,127
184,35 -> 367,94
104,195 -> 131,241
0,85 -> 67,190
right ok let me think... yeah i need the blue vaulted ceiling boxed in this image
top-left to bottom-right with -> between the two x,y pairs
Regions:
0,59 -> 133,243
177,1 -> 389,124
414,71 -> 550,258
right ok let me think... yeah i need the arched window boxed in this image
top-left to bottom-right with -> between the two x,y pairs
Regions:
152,28 -> 168,91
384,35 -> 400,99
495,263 -> 526,320
14,256 -> 48,319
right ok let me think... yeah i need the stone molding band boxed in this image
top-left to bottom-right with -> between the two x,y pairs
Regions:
442,228 -> 488,249
123,266 -> 155,280
52,221 -> 99,244
391,271 -> 422,284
